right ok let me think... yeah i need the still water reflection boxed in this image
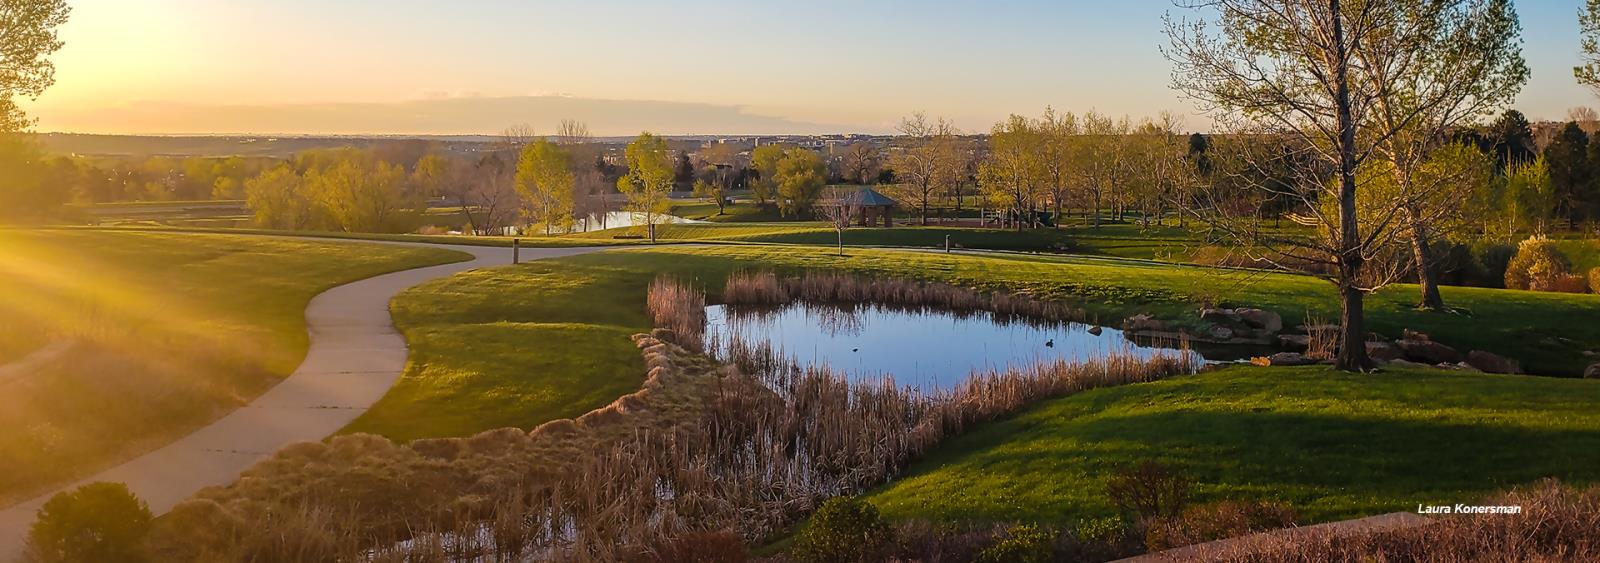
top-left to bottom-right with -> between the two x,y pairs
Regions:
705,303 -> 1201,392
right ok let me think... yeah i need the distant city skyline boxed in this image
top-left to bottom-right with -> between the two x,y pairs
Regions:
22,0 -> 1600,136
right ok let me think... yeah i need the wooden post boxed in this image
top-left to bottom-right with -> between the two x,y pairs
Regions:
513,238 -> 521,264
945,234 -> 951,253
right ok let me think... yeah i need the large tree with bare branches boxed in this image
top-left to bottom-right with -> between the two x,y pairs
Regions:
1166,0 -> 1520,370
890,112 -> 960,225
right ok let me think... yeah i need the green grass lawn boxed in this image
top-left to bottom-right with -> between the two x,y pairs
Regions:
868,365 -> 1600,525
0,230 -> 468,505
67,225 -> 638,248
669,200 -> 791,222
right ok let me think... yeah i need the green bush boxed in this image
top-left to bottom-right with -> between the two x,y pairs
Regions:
1505,235 -> 1574,291
976,523 -> 1055,563
793,496 -> 894,563
26,482 -> 152,563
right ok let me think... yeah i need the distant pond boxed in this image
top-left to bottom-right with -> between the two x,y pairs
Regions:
704,303 -> 1205,392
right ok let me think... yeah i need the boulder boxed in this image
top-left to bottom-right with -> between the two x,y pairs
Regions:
1278,334 -> 1310,351
1464,350 -> 1522,375
1200,308 -> 1242,324
1087,325 -> 1103,336
1385,359 -> 1431,369
1401,329 -> 1431,342
1396,338 -> 1461,365
1449,362 -> 1483,373
1366,341 -> 1404,362
1123,314 -> 1168,333
1265,352 -> 1317,366
1587,363 -> 1600,379
1235,308 -> 1283,334
1209,326 -> 1235,340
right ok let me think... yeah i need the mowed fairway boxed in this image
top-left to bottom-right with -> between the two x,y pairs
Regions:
0,230 -> 468,505
867,365 -> 1600,525
350,243 -> 1599,444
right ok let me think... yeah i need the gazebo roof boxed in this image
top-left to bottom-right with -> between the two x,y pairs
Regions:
853,186 -> 897,207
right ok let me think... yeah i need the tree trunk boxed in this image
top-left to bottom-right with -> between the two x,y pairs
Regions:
1092,189 -> 1102,229
1330,0 -> 1370,372
921,187 -> 930,226
1404,206 -> 1445,310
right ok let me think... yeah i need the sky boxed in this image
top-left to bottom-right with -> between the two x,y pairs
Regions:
20,0 -> 1600,136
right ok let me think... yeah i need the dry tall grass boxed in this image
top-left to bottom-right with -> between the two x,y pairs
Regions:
648,277 -> 707,350
1302,313 -> 1338,362
722,270 -> 1087,326
1186,479 -> 1600,562
140,277 -> 1192,562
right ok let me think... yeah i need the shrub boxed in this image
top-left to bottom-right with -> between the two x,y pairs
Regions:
1053,517 -> 1143,562
1143,500 -> 1299,551
25,482 -> 153,563
1504,235 -> 1573,291
793,497 -> 894,563
1107,460 -> 1191,521
1590,267 -> 1600,294
1537,273 -> 1591,294
976,523 -> 1055,563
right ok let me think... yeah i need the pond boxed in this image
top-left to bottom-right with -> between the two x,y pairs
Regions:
571,211 -> 704,232
705,303 -> 1204,392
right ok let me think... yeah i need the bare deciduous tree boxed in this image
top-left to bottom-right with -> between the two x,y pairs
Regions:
890,112 -> 960,225
815,186 -> 865,255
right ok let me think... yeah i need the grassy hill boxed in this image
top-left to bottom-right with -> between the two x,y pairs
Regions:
0,230 -> 468,505
868,365 -> 1600,525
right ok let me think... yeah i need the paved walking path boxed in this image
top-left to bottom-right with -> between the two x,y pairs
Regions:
0,340 -> 77,387
0,240 -> 603,559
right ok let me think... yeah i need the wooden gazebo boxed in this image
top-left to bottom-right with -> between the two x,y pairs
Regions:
852,187 -> 897,227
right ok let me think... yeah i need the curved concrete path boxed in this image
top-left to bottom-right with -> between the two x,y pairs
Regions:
0,240 -> 605,559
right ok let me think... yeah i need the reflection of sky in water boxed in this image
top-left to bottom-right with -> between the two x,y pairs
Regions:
706,304 -> 1197,392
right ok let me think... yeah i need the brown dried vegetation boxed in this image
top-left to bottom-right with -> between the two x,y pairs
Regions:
137,276 -> 1192,561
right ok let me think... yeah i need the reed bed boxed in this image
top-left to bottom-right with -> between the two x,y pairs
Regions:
722,270 -> 1089,327
141,278 -> 1192,562
647,277 -> 707,351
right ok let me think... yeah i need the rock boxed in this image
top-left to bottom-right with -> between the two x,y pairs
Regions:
1209,326 -> 1235,340
1265,352 -> 1317,366
1396,338 -> 1462,365
1278,334 -> 1310,351
1587,363 -> 1600,379
1235,308 -> 1283,334
1401,329 -> 1431,342
1200,308 -> 1242,324
1385,359 -> 1431,369
1450,362 -> 1483,373
1087,326 -> 1103,336
1464,350 -> 1522,375
1366,341 -> 1404,362
1583,350 -> 1598,358
1123,314 -> 1168,333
